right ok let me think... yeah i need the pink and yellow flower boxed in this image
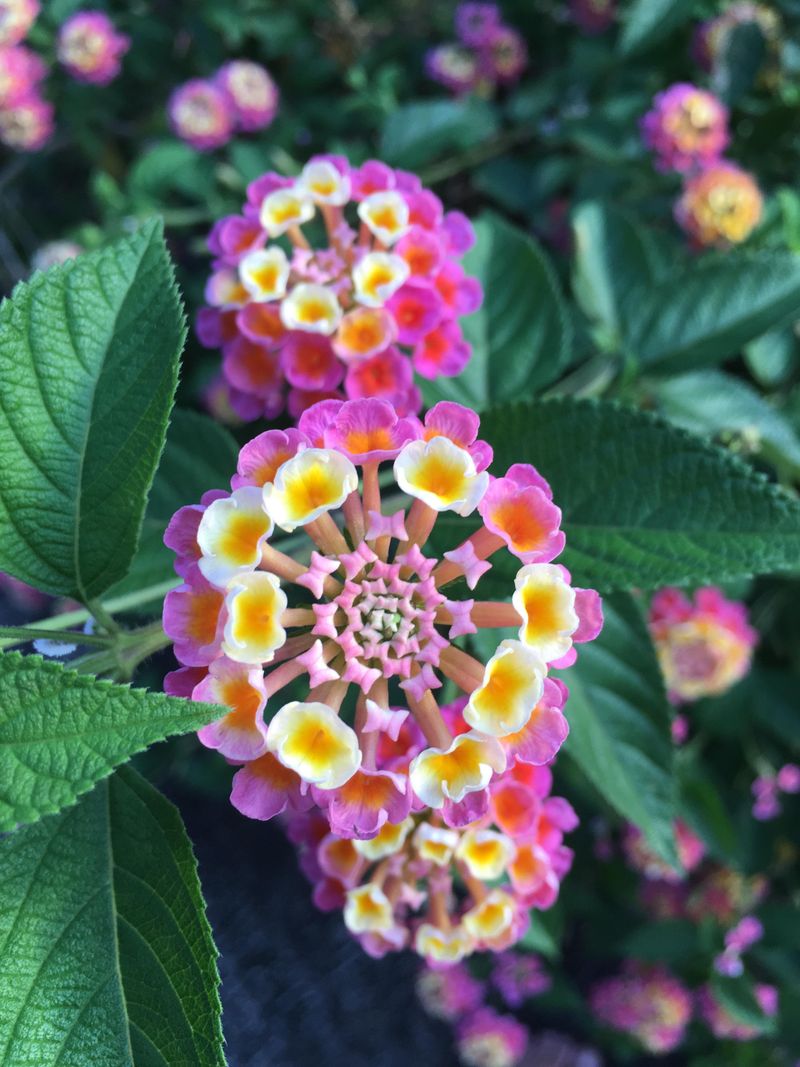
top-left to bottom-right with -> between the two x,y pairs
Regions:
215,60 -> 278,133
641,84 -> 729,174
0,90 -> 52,151
163,397 -> 599,964
168,78 -> 235,151
649,586 -> 756,701
456,1007 -> 528,1067
590,962 -> 693,1054
0,0 -> 38,47
195,156 -> 482,417
675,162 -> 763,248
57,11 -> 129,86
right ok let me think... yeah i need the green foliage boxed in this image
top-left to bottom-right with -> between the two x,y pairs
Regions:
652,369 -> 800,477
107,409 -> 239,599
0,767 -> 226,1067
380,98 -> 498,169
0,221 -> 185,603
0,651 -> 222,832
557,595 -> 677,867
478,396 -> 800,591
622,253 -> 800,374
421,214 -> 572,410
618,0 -> 696,55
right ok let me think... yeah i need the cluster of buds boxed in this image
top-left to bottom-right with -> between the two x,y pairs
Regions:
751,762 -> 800,821
714,915 -> 763,977
641,84 -> 729,173
0,0 -> 50,151
675,161 -> 763,248
590,962 -> 693,1054
56,11 -> 129,86
692,3 -> 781,81
649,587 -> 756,702
697,982 -> 778,1041
162,396 -> 602,963
568,0 -> 616,36
622,820 -> 706,884
426,3 -> 527,97
197,155 -> 482,420
168,60 -> 278,151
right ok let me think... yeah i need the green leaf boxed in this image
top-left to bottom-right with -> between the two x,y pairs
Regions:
622,252 -> 800,374
710,21 -> 766,106
0,650 -> 222,832
0,219 -> 185,602
572,201 -> 661,350
622,919 -> 699,965
476,397 -> 800,591
711,976 -> 777,1036
379,98 -> 498,170
107,409 -> 239,600
0,766 -> 226,1067
558,595 -> 677,867
619,0 -> 695,55
744,327 -> 797,388
652,369 -> 800,477
421,214 -> 572,411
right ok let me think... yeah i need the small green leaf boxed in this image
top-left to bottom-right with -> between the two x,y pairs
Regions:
421,214 -> 572,411
744,327 -> 797,388
0,650 -> 222,831
619,0 -> 695,55
558,595 -> 677,867
0,219 -> 185,601
107,409 -> 239,600
652,369 -> 800,477
380,98 -> 498,170
622,252 -> 800,374
0,767 -> 226,1066
475,397 -> 800,591
572,201 -> 661,350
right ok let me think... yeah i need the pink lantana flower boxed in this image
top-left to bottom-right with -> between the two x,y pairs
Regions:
641,83 -> 729,173
649,586 -> 756,702
161,397 -> 602,963
57,11 -> 129,85
195,155 -> 482,416
591,962 -> 693,1054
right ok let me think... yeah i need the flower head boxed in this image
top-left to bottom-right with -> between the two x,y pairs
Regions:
456,1007 -> 528,1067
649,586 -> 756,701
0,0 -> 38,46
0,91 -> 52,150
591,962 -> 692,1054
491,951 -> 551,1008
641,84 -> 728,173
675,163 -> 763,248
163,398 -> 600,963
416,961 -> 485,1021
623,820 -> 705,883
195,156 -> 482,417
168,78 -> 235,151
0,44 -> 44,107
57,11 -> 129,85
215,60 -> 278,132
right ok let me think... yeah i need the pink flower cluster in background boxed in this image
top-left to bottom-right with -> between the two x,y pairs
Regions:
698,982 -> 778,1041
590,962 -> 693,1054
168,60 -> 278,150
426,3 -> 527,96
714,914 -> 763,977
568,0 -> 617,35
196,156 -> 483,420
751,763 -> 800,821
0,4 -> 128,152
56,11 -> 129,86
622,819 -> 705,885
649,586 -> 756,703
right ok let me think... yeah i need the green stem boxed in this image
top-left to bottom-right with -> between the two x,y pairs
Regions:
87,597 -> 121,637
0,625 -> 111,651
9,578 -> 180,637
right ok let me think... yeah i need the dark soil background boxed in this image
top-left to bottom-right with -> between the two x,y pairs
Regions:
174,786 -> 459,1067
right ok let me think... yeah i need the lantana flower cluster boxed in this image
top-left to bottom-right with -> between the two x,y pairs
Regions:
426,3 -> 527,97
649,586 -> 756,703
162,397 -> 602,964
622,819 -> 706,885
590,962 -> 693,1054
168,60 -> 278,151
196,156 -> 482,420
0,3 -> 127,152
640,83 -> 762,248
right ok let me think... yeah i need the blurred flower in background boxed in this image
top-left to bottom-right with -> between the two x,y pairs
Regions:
57,11 -> 129,86
641,84 -> 729,173
675,162 -> 764,248
590,962 -> 693,1054
427,2 -> 527,96
568,0 -> 616,36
